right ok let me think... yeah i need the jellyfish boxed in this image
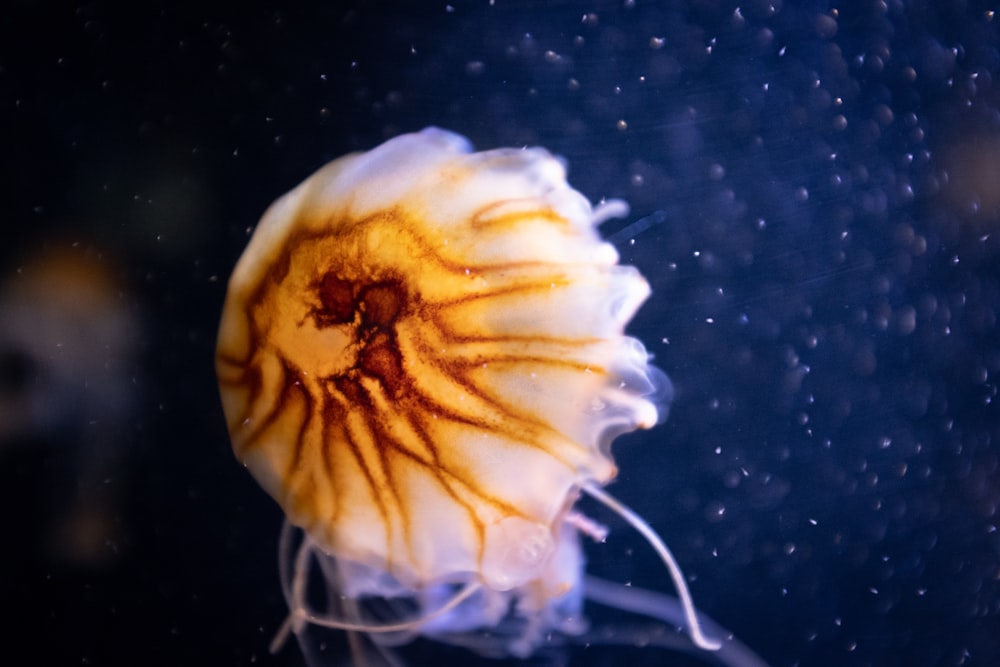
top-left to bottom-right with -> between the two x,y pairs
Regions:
216,128 -> 767,666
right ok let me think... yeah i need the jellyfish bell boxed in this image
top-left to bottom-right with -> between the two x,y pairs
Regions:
217,128 -> 761,666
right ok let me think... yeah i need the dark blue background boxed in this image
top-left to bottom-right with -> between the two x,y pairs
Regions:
2,1 -> 998,665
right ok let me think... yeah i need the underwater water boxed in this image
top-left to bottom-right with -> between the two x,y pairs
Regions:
2,1 -> 998,666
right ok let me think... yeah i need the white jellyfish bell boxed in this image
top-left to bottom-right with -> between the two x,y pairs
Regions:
216,128 -> 769,666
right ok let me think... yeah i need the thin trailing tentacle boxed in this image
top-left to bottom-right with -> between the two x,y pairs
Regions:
270,519 -> 483,652
581,482 -> 723,652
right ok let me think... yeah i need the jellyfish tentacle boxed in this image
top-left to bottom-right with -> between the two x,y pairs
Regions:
272,520 -> 483,648
590,198 -> 630,226
301,580 -> 483,635
582,575 -> 774,667
581,482 -> 723,651
271,518 -> 309,654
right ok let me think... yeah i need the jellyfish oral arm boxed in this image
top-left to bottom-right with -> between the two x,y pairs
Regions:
581,482 -> 723,652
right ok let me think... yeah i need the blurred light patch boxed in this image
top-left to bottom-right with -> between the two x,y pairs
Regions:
943,135 -> 1000,222
0,244 -> 142,567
